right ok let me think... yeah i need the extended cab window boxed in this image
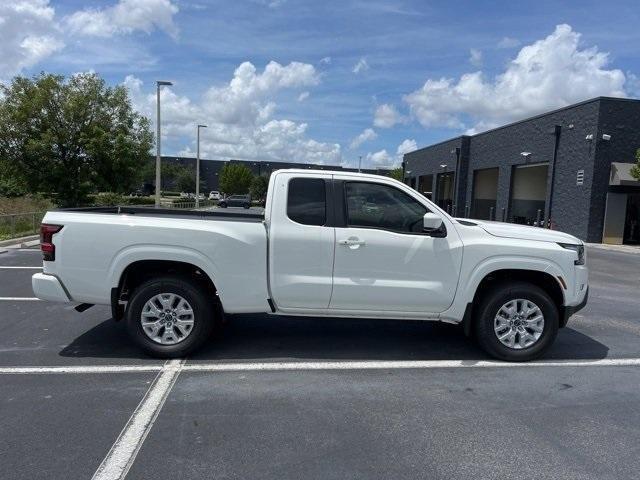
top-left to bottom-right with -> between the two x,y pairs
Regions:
345,182 -> 427,233
287,178 -> 326,226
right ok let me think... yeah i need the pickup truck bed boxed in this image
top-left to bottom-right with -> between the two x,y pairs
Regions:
57,206 -> 265,222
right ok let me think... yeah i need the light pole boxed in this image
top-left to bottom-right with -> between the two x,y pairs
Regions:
155,80 -> 173,207
358,155 -> 362,173
196,124 -> 207,208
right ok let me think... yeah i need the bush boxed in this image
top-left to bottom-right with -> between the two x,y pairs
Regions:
92,192 -> 126,206
128,196 -> 155,205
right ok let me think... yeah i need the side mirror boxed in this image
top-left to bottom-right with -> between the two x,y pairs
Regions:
423,213 -> 446,237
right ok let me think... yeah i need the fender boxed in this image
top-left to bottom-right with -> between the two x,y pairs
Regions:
440,254 -> 567,323
107,243 -> 225,301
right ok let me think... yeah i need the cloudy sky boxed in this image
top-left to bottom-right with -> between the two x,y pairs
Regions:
2,0 -> 640,168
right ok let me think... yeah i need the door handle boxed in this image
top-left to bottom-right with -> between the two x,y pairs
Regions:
338,238 -> 366,247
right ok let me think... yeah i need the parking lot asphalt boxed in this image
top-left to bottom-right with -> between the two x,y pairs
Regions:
0,244 -> 639,479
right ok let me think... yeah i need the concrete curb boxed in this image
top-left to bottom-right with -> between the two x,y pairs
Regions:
0,234 -> 39,249
586,243 -> 640,254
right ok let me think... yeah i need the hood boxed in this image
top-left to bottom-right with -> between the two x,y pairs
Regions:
456,219 -> 582,244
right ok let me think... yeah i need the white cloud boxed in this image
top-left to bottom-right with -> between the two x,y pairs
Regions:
373,103 -> 403,128
364,139 -> 416,167
352,57 -> 370,74
366,149 -> 391,165
498,36 -> 520,49
628,73 -> 640,98
297,91 -> 310,102
66,0 -> 179,39
349,128 -> 377,150
396,138 -> 417,156
125,61 -> 340,164
0,0 -> 64,81
469,48 -> 483,67
319,56 -> 332,65
404,24 -> 628,133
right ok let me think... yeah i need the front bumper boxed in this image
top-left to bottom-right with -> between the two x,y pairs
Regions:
561,287 -> 588,327
32,273 -> 71,302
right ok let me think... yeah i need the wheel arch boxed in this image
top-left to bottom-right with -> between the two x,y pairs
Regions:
111,258 -> 219,321
461,268 -> 566,336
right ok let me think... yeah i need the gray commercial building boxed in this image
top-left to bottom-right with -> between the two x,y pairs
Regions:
403,97 -> 640,244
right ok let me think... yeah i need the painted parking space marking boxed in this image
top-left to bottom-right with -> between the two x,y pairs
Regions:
0,365 -> 164,374
2,357 -> 640,375
91,360 -> 184,480
0,297 -> 41,301
0,266 -> 42,269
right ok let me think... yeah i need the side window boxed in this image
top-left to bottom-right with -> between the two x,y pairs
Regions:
345,182 -> 427,233
287,178 -> 326,226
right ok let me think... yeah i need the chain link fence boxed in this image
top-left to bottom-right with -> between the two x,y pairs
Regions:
0,211 -> 47,241
0,201 -> 220,241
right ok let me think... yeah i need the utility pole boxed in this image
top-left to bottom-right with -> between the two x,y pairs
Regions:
196,124 -> 207,208
155,80 -> 173,207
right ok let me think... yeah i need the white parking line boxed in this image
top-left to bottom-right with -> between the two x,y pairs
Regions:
91,359 -> 184,480
0,266 -> 42,269
182,358 -> 640,371
0,297 -> 41,301
0,365 -> 163,374
1,357 -> 640,375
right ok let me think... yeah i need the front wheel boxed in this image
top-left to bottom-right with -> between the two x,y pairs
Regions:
125,275 -> 216,358
474,281 -> 559,361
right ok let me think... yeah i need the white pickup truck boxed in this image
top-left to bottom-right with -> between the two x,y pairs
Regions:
33,169 -> 588,361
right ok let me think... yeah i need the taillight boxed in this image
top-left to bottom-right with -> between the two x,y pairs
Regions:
40,224 -> 63,261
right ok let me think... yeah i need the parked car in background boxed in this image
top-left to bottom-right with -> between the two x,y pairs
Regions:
33,169 -> 588,361
218,194 -> 251,209
209,191 -> 221,200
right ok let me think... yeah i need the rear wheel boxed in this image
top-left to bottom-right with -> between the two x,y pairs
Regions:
125,275 -> 216,358
474,281 -> 559,361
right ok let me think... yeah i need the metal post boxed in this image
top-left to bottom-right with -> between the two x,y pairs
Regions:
465,204 -> 470,218
489,206 -> 494,221
358,155 -> 362,173
155,81 -> 173,207
195,124 -> 207,209
502,207 -> 506,222
536,209 -> 542,227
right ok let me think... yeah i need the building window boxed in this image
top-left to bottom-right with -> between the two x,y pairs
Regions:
472,168 -> 499,220
436,172 -> 455,213
509,163 -> 549,226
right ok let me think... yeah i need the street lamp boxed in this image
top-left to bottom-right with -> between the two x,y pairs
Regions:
155,80 -> 173,207
196,124 -> 207,208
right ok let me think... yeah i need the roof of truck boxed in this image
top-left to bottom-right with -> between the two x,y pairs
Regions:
275,169 -> 392,180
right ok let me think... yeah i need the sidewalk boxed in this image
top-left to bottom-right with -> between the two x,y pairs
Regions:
586,243 -> 640,254
0,234 -> 39,253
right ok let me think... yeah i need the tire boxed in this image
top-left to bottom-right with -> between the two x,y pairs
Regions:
474,281 -> 559,362
219,202 -> 227,208
125,275 -> 216,358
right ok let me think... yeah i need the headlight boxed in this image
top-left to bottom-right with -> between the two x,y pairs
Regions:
558,243 -> 585,265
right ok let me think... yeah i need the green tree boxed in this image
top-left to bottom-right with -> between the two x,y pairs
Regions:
0,73 -> 153,206
389,167 -> 404,181
631,148 -> 640,181
250,175 -> 269,201
219,163 -> 254,195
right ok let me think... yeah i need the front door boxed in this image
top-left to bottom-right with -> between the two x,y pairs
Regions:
329,180 -> 463,313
